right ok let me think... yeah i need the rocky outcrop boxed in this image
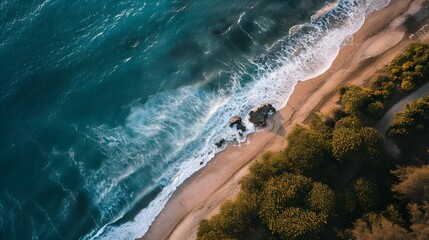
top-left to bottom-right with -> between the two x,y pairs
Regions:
249,103 -> 276,127
228,116 -> 247,132
215,138 -> 225,148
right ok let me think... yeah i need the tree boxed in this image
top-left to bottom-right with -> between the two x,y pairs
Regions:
332,126 -> 384,166
366,101 -> 384,118
337,187 -> 358,215
240,151 -> 287,196
196,198 -> 254,240
391,165 -> 429,202
284,126 -> 332,177
340,85 -> 372,115
388,96 -> 429,140
334,115 -> 364,130
360,127 -> 385,165
332,127 -> 363,164
197,219 -> 236,240
385,43 -> 429,92
258,173 -> 332,240
370,74 -> 395,99
344,165 -> 429,240
353,178 -> 379,212
308,113 -> 334,141
408,202 -> 429,239
307,182 -> 336,215
259,173 -> 313,224
345,213 -> 411,240
272,208 -> 326,240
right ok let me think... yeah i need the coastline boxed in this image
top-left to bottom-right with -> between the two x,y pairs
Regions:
141,0 -> 425,239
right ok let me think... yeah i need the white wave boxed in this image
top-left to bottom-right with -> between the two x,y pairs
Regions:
365,0 -> 391,15
86,0 -> 392,239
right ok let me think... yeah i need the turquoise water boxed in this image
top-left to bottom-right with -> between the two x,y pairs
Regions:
0,0 -> 390,239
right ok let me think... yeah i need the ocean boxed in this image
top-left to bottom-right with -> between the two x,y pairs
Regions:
0,0 -> 390,239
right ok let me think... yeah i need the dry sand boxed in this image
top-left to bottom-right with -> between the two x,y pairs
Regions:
141,0 -> 427,239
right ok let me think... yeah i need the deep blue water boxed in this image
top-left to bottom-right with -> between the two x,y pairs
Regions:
0,0 -> 389,239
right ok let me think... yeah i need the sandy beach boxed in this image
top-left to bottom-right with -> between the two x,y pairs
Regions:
141,0 -> 428,239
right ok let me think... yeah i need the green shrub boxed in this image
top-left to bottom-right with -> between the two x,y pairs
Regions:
354,178 -> 379,211
284,126 -> 332,178
388,96 -> 429,139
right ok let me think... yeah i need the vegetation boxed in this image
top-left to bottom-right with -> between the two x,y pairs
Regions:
372,43 -> 429,96
388,96 -> 429,140
344,165 -> 429,240
283,125 -> 333,179
197,44 -> 429,240
384,43 -> 429,92
391,165 -> 429,202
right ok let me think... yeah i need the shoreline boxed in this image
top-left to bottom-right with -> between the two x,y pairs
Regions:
141,0 -> 425,239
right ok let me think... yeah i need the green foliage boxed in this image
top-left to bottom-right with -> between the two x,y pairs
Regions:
345,213 -> 411,240
258,173 -> 333,240
197,219 -> 237,240
370,74 -> 396,99
344,203 -> 429,240
338,85 -> 386,119
353,178 -> 379,212
366,101 -> 384,118
334,115 -> 364,130
240,151 -> 287,196
344,165 -> 429,240
360,127 -> 385,165
307,182 -> 336,215
196,198 -> 255,240
337,187 -> 358,215
332,124 -> 384,166
391,165 -> 429,202
309,113 -> 334,141
259,173 -> 313,224
273,208 -> 326,240
333,107 -> 348,121
284,126 -> 332,177
340,85 -> 373,115
408,202 -> 429,239
385,43 -> 429,92
388,96 -> 429,139
332,127 -> 363,164
336,178 -> 379,216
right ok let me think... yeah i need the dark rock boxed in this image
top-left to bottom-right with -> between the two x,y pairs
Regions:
229,116 -> 242,127
237,123 -> 246,132
228,116 -> 247,132
249,103 -> 277,127
215,138 -> 225,148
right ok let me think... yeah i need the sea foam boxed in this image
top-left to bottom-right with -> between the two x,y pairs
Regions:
87,0 -> 391,239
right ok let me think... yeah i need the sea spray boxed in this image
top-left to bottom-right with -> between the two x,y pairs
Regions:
90,0 -> 391,239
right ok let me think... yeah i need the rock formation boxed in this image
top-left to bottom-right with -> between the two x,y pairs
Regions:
228,116 -> 247,132
215,138 -> 225,148
248,103 -> 276,127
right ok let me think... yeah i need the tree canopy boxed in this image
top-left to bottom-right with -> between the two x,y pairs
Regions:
391,165 -> 429,202
388,96 -> 429,139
